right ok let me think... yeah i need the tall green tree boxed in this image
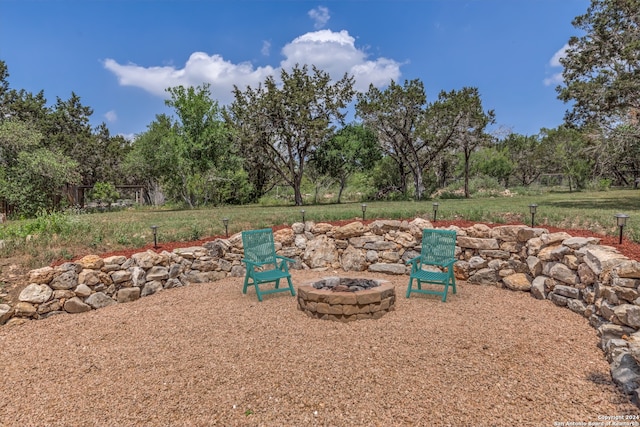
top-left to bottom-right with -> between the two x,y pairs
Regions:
312,123 -> 381,203
0,120 -> 80,216
227,64 -> 355,206
502,133 -> 551,186
557,0 -> 640,184
558,0 -> 640,134
539,126 -> 593,191
164,84 -> 230,207
445,87 -> 495,198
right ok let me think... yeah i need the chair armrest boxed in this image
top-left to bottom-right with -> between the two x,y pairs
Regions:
275,255 -> 295,264
242,259 -> 265,269
406,256 -> 421,266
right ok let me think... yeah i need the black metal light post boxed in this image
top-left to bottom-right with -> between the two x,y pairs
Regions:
150,225 -> 159,249
529,204 -> 538,228
222,217 -> 229,238
615,213 -> 630,244
361,204 -> 367,221
300,209 -> 305,223
432,202 -> 439,222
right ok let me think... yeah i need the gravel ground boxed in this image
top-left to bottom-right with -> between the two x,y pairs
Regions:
1,270 -> 639,427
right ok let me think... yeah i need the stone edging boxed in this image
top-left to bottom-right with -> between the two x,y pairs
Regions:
1,218 -> 640,404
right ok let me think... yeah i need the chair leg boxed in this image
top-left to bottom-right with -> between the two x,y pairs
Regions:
406,278 -> 413,298
287,276 -> 296,296
255,284 -> 263,302
275,279 -> 280,289
243,275 -> 250,295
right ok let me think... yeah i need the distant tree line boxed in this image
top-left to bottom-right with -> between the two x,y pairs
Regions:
0,0 -> 638,217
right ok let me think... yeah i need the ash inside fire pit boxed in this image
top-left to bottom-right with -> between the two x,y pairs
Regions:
312,277 -> 380,292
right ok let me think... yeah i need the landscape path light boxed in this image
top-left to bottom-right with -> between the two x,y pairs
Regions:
222,217 -> 229,238
529,204 -> 538,228
615,213 -> 630,244
361,204 -> 367,221
150,225 -> 159,249
300,209 -> 305,223
433,202 -> 439,222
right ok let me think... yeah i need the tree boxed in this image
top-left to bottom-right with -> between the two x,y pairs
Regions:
501,133 -> 549,186
312,124 -> 381,203
356,79 -> 426,198
558,0 -> 640,136
445,87 -> 495,198
227,64 -> 355,206
557,0 -> 640,185
163,84 -> 230,207
539,126 -> 593,191
0,120 -> 80,216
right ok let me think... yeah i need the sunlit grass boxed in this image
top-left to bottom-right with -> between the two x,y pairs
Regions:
0,189 -> 638,269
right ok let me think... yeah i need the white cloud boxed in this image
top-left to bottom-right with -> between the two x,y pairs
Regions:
543,73 -> 563,87
104,29 -> 402,103
261,40 -> 271,56
308,6 -> 330,29
550,43 -> 569,67
543,44 -> 569,86
104,110 -> 117,122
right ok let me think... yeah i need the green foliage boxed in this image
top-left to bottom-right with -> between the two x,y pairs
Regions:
227,64 -> 356,206
90,182 -> 120,206
312,123 -> 381,203
469,146 -> 514,186
586,178 -> 612,191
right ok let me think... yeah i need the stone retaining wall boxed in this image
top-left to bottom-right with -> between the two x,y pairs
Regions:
1,218 -> 640,403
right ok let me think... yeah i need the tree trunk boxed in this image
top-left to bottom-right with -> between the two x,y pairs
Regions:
464,151 -> 471,198
337,176 -> 346,204
414,169 -> 424,200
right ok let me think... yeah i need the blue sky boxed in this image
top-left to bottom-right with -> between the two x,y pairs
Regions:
0,0 -> 586,140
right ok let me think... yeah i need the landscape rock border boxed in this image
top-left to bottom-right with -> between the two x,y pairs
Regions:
2,218 -> 640,405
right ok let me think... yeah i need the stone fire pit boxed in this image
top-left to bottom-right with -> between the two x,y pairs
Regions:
297,277 -> 395,322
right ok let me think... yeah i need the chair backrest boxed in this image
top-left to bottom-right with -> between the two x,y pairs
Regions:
420,229 -> 457,265
242,228 -> 277,265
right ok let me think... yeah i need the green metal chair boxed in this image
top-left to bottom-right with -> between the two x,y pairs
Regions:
241,228 -> 296,302
406,229 -> 457,302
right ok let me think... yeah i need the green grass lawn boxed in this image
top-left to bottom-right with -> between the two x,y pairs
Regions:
0,189 -> 638,270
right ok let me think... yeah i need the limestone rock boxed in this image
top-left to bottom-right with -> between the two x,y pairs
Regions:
562,236 -> 600,249
13,302 -> 37,318
530,276 -> 547,299
141,281 -> 163,297
553,284 -> 580,299
146,266 -> 169,281
303,235 -> 338,268
78,269 -> 101,286
311,222 -> 333,235
456,236 -> 499,250
85,292 -> 116,309
367,263 -> 407,275
340,245 -> 367,271
333,222 -> 366,240
614,304 -> 640,329
64,297 -> 91,313
77,254 -> 104,270
74,284 -> 92,298
28,266 -> 56,285
117,287 -> 141,303
103,255 -> 127,266
490,225 -> 527,242
0,303 -> 14,324
526,256 -> 543,277
273,228 -> 295,245
549,263 -> 579,286
369,220 -> 402,235
19,283 -> 53,304
502,273 -> 531,291
582,246 -> 627,276
111,270 -> 133,284
577,263 -> 597,286
615,260 -> 640,279
468,268 -> 498,285
50,270 -> 79,291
